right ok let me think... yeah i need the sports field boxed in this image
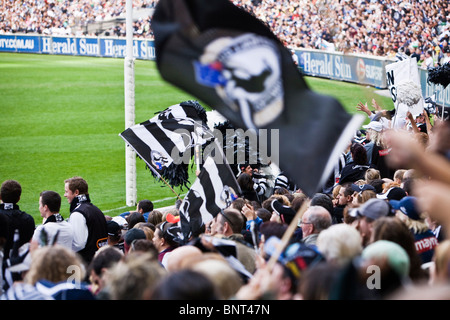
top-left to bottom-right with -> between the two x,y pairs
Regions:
0,52 -> 393,222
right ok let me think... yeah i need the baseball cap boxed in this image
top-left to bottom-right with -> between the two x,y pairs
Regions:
377,187 -> 407,201
271,199 -> 296,224
107,220 -> 122,237
264,237 -> 324,282
362,121 -> 383,132
390,196 -> 421,220
349,198 -> 391,220
350,184 -> 376,193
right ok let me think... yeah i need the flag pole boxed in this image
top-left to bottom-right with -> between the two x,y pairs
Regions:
125,0 -> 137,207
142,160 -> 183,202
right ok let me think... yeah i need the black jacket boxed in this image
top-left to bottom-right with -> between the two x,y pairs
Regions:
0,203 -> 35,260
70,195 -> 107,264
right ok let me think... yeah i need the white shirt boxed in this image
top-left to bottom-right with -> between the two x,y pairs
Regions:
68,211 -> 89,252
32,220 -> 74,249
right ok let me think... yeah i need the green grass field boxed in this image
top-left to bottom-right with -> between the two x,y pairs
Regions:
0,52 -> 393,223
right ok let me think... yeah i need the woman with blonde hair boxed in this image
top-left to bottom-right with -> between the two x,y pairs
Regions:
21,245 -> 94,299
25,245 -> 86,286
365,168 -> 381,183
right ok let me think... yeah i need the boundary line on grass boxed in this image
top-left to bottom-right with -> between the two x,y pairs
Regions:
103,193 -> 186,213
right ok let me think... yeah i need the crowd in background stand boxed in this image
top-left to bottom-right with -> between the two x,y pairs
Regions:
1,0 -> 449,62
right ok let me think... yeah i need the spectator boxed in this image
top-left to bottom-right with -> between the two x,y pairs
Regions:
316,223 -> 363,267
350,184 -> 377,206
368,178 -> 385,195
393,169 -> 407,186
235,241 -> 324,300
360,240 -> 411,298
310,193 -> 334,219
132,222 -> 154,241
124,228 -> 147,255
298,261 -> 341,300
0,213 -> 8,295
191,257 -> 243,299
364,121 -> 395,179
152,221 -> 180,267
127,239 -> 158,256
237,164 -> 268,202
339,143 -> 373,185
119,199 -> 154,222
88,245 -> 123,298
0,180 -> 35,291
349,198 -> 392,247
151,269 -> 219,300
137,199 -> 154,222
105,252 -> 166,300
255,207 -> 271,222
24,245 -> 95,300
106,220 -> 124,252
333,182 -> 353,224
165,245 -> 203,272
429,240 -> 450,285
32,190 -> 73,249
400,178 -> 415,196
270,198 -> 296,225
365,168 -> 381,184
237,173 -> 258,202
147,209 -> 163,226
300,206 -> 332,247
64,176 -> 108,265
371,216 -> 428,283
425,50 -> 435,68
210,208 -> 257,273
126,211 -> 145,230
258,221 -> 288,257
391,196 -> 439,264
378,186 -> 407,201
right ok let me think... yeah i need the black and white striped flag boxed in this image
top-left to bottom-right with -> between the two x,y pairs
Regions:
178,144 -> 241,242
119,100 -> 214,188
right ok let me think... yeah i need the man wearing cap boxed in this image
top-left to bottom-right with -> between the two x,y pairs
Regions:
106,220 -> 124,253
350,198 -> 392,247
377,186 -> 407,201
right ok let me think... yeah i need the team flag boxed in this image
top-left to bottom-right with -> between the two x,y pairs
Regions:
119,100 -> 214,188
178,143 -> 241,241
152,0 -> 363,196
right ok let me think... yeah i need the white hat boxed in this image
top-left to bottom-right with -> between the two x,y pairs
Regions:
363,121 -> 383,132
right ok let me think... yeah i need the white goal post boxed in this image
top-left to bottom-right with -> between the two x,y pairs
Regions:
124,0 -> 137,207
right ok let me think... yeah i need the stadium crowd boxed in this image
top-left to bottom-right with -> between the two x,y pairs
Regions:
1,0 -> 449,61
1,0 -> 450,303
1,99 -> 450,300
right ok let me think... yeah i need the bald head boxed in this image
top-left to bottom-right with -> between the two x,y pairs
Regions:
302,205 -> 332,235
166,245 -> 203,272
